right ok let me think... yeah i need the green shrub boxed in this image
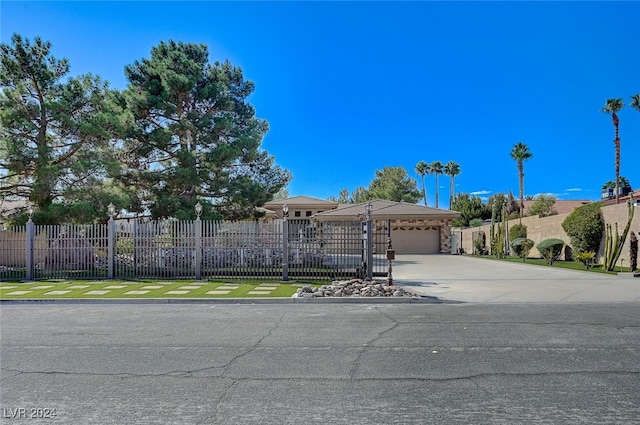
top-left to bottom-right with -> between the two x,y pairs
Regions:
574,251 -> 596,269
473,234 -> 486,255
509,223 -> 527,242
511,237 -> 534,262
537,238 -> 565,265
562,203 -> 604,254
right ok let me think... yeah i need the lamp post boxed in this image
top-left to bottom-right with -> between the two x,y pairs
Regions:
282,203 -> 289,281
107,203 -> 116,279
26,204 -> 35,281
107,203 -> 116,221
194,202 -> 203,279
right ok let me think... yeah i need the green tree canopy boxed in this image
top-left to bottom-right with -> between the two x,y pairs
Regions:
0,34 -> 123,224
119,40 -> 290,220
527,194 -> 558,217
450,193 -> 491,227
562,202 -> 604,254
364,166 -> 421,203
333,167 -> 421,204
486,192 -> 519,222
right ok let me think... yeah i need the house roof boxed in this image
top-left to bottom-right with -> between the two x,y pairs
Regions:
522,199 -> 591,216
601,189 -> 639,206
0,199 -> 28,219
313,200 -> 460,221
263,196 -> 338,209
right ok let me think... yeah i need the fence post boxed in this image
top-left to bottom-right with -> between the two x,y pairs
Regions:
26,219 -> 34,281
366,214 -> 373,281
195,218 -> 202,280
282,205 -> 289,281
133,218 -> 138,276
108,218 -> 115,279
367,216 -> 373,280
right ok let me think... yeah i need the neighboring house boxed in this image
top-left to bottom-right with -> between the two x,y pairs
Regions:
601,189 -> 640,206
263,196 -> 339,219
522,199 -> 591,216
0,199 -> 29,229
263,196 -> 460,254
313,200 -> 460,254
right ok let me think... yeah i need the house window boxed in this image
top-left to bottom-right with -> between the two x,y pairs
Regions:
306,211 -> 312,217
294,211 -> 301,217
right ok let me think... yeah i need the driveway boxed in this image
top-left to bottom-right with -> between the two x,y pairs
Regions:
393,254 -> 640,303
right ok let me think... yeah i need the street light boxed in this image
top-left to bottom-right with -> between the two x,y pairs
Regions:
27,205 -> 34,222
366,202 -> 372,220
282,203 -> 289,218
195,202 -> 203,219
107,203 -> 116,221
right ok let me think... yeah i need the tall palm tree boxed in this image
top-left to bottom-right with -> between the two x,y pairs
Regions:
630,94 -> 640,112
510,142 -> 532,221
415,160 -> 429,206
444,161 -> 461,209
601,98 -> 625,204
430,161 -> 444,208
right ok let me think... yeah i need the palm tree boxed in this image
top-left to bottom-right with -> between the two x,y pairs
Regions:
601,98 -> 625,204
429,161 -> 444,208
444,161 -> 461,209
510,142 -> 533,221
415,160 -> 429,206
630,94 -> 640,112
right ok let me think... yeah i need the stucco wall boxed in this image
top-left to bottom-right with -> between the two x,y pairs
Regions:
455,202 -> 640,266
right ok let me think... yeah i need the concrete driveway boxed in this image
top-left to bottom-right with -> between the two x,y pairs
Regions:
393,254 -> 640,303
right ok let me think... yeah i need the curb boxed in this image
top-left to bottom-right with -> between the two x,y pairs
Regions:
0,296 -> 460,305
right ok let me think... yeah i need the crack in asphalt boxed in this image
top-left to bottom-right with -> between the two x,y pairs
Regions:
219,310 -> 287,378
2,311 -> 292,381
212,379 -> 238,424
348,306 -> 399,380
3,369 -> 636,382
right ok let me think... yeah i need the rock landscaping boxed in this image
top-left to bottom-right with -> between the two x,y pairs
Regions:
294,278 -> 417,298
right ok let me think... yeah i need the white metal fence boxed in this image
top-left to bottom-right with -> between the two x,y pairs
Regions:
0,218 -> 387,281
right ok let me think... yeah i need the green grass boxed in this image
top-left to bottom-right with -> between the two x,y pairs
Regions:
474,255 -> 623,274
0,278 -> 325,300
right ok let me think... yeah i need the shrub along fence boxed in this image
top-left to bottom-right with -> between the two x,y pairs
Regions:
0,217 -> 387,281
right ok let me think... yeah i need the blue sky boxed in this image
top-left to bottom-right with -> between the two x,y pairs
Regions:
2,1 -> 639,208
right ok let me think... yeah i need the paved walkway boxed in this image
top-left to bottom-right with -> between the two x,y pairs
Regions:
393,254 -> 640,303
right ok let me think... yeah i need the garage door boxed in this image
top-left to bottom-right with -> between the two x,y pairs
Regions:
391,226 -> 440,254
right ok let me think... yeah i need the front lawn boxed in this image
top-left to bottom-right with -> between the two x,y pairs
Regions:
0,279 -> 325,300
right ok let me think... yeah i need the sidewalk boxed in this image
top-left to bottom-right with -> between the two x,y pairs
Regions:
393,254 -> 640,303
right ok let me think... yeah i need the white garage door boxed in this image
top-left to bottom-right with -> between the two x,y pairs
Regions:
392,226 -> 440,254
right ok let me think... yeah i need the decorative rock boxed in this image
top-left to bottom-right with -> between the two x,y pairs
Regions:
295,279 -> 416,298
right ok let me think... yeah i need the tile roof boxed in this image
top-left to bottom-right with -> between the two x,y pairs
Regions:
522,199 -> 591,215
313,200 -> 460,220
263,196 -> 338,208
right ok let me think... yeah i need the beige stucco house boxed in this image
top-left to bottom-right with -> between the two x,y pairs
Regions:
264,197 -> 460,254
262,196 -> 339,219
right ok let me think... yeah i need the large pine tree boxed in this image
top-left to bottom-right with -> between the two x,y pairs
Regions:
120,40 -> 290,220
0,34 -> 122,224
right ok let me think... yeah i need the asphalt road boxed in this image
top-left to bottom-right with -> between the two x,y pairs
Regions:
1,303 -> 639,424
